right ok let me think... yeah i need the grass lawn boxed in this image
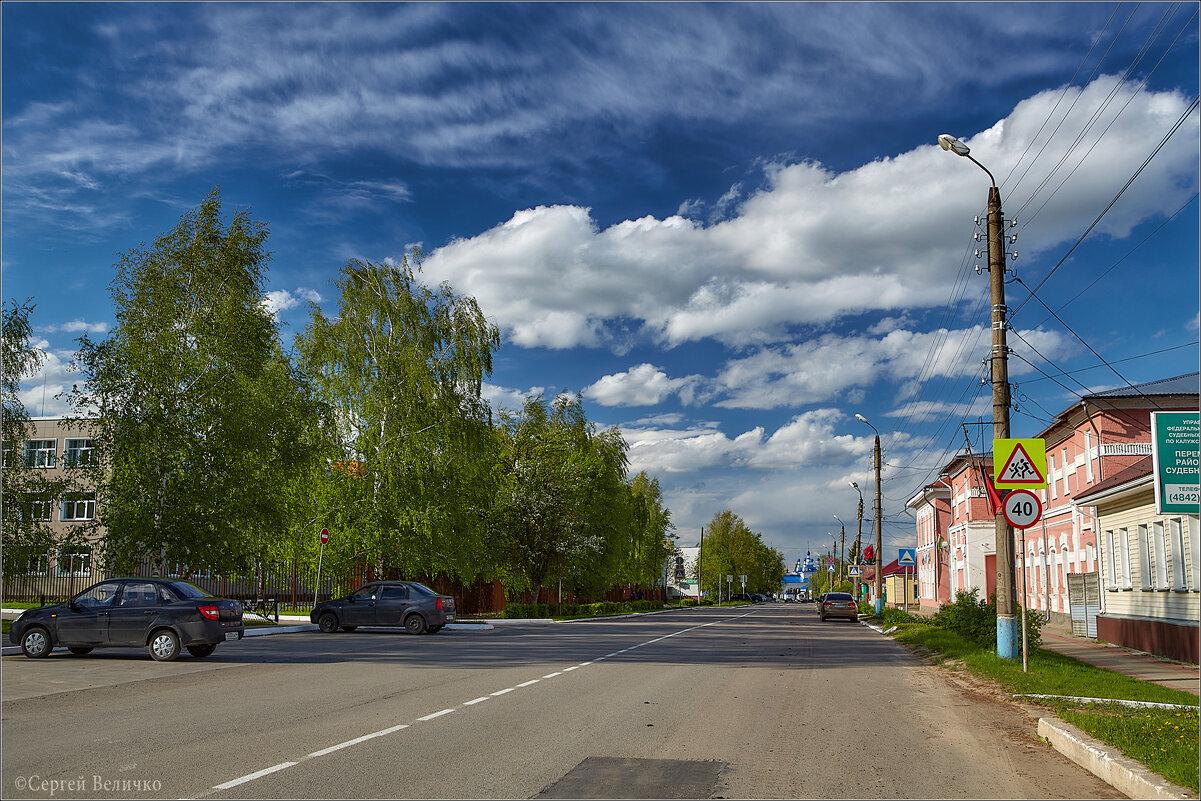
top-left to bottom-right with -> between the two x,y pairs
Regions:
887,620 -> 1199,792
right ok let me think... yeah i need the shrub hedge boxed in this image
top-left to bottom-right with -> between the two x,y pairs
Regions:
501,599 -> 665,619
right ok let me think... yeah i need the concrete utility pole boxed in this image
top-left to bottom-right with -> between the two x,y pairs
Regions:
855,414 -> 884,614
939,133 -> 1019,660
850,482 -> 864,601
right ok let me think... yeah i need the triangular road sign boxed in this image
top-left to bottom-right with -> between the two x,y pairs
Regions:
995,439 -> 1046,488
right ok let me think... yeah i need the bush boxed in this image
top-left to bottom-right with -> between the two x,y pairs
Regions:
879,606 -> 926,629
500,599 -> 664,619
933,589 -> 996,647
931,589 -> 1046,649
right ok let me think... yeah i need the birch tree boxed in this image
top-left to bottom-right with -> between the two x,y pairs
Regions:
297,253 -> 500,582
70,188 -> 320,575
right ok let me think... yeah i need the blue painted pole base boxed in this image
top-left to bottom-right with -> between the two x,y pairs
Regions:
997,615 -> 1019,660
874,598 -> 884,615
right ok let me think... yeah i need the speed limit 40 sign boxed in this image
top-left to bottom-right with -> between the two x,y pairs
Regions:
1002,489 -> 1042,529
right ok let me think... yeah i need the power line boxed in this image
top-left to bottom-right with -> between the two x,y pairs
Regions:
1011,94 -> 1200,317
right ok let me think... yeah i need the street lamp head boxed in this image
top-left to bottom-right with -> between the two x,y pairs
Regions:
854,413 -> 868,423
849,481 -> 859,489
938,133 -> 970,156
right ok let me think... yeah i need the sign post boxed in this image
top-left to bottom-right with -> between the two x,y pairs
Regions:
313,527 -> 329,609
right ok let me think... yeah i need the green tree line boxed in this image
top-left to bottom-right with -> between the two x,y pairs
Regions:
5,188 -> 684,600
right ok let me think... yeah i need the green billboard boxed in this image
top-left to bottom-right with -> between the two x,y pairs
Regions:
1151,412 -> 1200,514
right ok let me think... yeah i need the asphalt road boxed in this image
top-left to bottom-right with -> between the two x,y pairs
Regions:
1,604 -> 1122,799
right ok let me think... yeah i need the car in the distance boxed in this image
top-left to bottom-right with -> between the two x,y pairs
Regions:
9,577 -> 244,661
817,592 -> 858,622
311,581 -> 456,635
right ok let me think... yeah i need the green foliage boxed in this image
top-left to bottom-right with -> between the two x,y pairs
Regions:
932,588 -> 998,648
929,588 -> 1045,649
878,606 -> 929,629
69,189 -> 321,576
489,393 -> 630,604
893,622 -> 1199,793
1,298 -> 72,571
697,510 -> 784,597
1051,704 -> 1198,792
296,252 -> 500,582
502,599 -> 665,619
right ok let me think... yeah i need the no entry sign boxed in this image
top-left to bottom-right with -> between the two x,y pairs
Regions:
1002,489 -> 1042,529
320,527 -> 330,545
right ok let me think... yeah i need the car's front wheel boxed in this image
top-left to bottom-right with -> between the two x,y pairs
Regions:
187,644 -> 216,658
148,629 -> 181,662
21,627 -> 52,658
404,614 -> 427,635
318,612 -> 339,633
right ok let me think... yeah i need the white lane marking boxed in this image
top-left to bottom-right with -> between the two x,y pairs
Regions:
213,762 -> 297,790
206,610 -> 754,795
307,724 -> 409,757
516,679 -> 540,687
416,708 -> 455,721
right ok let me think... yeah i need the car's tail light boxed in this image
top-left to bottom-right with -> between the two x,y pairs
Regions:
198,604 -> 220,621
435,598 -> 443,611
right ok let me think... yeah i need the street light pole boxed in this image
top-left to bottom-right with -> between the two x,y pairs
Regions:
855,414 -> 884,614
850,482 -> 864,602
833,515 -> 846,588
939,133 -> 1019,660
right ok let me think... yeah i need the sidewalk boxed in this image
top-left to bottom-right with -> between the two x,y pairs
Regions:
1038,629 -> 1199,697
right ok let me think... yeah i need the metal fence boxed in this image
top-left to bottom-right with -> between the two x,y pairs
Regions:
1,561 -> 663,616
0,561 -> 368,612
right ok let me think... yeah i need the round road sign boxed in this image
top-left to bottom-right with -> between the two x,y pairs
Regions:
320,527 -> 330,545
1002,489 -> 1042,529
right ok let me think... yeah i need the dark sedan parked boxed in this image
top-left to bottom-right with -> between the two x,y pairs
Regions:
311,581 -> 456,635
9,578 -> 244,661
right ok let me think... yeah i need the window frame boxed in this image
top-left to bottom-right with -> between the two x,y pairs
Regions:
23,439 -> 57,468
59,493 -> 97,522
56,544 -> 93,577
63,438 -> 98,467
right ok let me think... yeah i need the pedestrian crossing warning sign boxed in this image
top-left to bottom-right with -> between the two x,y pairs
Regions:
994,438 -> 1046,489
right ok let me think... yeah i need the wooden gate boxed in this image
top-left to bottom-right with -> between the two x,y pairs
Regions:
1068,571 -> 1100,638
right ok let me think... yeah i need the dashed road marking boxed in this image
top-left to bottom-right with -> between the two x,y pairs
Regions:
203,609 -> 756,796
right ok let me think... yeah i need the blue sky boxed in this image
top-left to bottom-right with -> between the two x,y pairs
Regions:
3,2 -> 1199,567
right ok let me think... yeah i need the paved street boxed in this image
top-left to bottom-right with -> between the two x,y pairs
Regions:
2,604 -> 1122,799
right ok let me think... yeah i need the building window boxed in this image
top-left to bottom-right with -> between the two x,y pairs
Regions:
63,438 -> 98,467
1136,525 -> 1151,589
60,493 -> 96,522
1189,517 -> 1200,591
24,495 -> 54,522
56,544 -> 92,577
1104,529 -> 1117,588
22,552 -> 50,576
1118,528 -> 1131,588
1170,518 -> 1188,590
1153,521 -> 1168,589
23,439 -> 57,468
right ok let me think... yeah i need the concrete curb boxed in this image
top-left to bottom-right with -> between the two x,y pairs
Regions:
1037,717 -> 1197,800
861,616 -> 1198,800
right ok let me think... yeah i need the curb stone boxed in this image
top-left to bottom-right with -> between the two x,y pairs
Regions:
861,615 -> 1198,800
1037,717 -> 1197,800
